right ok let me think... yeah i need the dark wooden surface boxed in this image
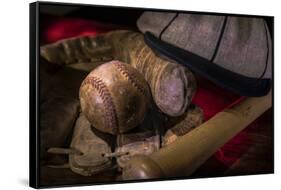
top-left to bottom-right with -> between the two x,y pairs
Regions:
40,166 -> 120,187
192,109 -> 273,178
40,109 -> 273,186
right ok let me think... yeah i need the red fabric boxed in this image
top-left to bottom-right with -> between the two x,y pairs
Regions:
192,76 -> 242,121
41,17 -> 117,44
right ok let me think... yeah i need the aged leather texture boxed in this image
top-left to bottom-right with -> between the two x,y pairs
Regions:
79,60 -> 151,134
162,104 -> 204,146
40,58 -> 85,164
40,30 -> 196,116
114,111 -> 161,168
69,113 -> 113,176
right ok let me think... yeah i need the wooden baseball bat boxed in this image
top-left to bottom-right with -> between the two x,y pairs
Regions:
122,90 -> 272,180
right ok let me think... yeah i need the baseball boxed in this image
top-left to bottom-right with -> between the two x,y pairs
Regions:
79,60 -> 151,135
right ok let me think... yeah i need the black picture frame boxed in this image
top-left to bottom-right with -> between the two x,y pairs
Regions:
30,1 -> 274,188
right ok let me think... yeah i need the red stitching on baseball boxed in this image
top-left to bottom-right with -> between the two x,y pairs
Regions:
82,76 -> 119,134
114,61 -> 149,98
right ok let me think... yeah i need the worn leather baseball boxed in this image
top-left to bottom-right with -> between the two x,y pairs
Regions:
40,30 -> 197,116
79,60 -> 151,135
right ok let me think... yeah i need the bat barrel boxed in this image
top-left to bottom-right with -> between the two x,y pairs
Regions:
123,91 -> 272,180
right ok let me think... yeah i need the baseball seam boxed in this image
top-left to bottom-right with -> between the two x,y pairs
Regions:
82,76 -> 119,134
114,61 -> 149,98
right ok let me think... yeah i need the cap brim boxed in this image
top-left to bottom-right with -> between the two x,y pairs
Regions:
144,32 -> 271,97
